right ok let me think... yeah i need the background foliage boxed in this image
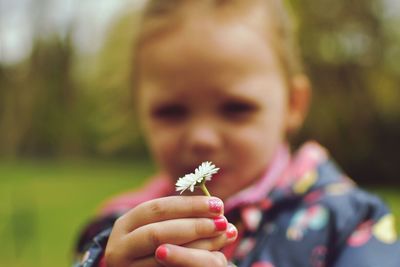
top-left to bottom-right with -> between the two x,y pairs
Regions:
1,0 -> 399,183
290,0 -> 400,184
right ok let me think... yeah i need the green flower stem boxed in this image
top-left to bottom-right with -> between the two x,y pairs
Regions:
200,180 -> 211,197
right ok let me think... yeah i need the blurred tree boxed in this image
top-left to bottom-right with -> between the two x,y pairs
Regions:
20,34 -> 83,156
76,9 -> 147,157
289,0 -> 400,184
0,33 -> 89,158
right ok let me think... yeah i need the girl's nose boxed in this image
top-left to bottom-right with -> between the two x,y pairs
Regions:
185,121 -> 222,156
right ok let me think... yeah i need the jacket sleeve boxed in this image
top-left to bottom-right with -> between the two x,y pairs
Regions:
333,212 -> 400,267
72,213 -> 120,267
325,188 -> 400,267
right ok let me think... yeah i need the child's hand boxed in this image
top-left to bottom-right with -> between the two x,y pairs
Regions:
105,196 -> 237,267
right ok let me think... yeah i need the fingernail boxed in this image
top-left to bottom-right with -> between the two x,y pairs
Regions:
155,245 -> 168,261
214,216 -> 227,231
209,198 -> 224,214
226,224 -> 237,239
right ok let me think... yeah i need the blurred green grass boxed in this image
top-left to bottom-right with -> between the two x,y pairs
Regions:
0,159 -> 155,267
0,160 -> 399,267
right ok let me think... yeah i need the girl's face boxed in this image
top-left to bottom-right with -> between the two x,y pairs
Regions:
137,18 -> 292,200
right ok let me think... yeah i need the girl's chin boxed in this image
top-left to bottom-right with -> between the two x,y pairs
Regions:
208,175 -> 238,198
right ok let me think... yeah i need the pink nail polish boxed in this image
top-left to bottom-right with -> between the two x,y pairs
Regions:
155,245 -> 168,260
226,224 -> 237,239
209,198 -> 223,213
214,216 -> 227,231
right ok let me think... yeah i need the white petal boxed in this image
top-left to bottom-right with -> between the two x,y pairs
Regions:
175,161 -> 220,194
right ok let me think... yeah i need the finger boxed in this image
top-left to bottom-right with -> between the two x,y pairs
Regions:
116,196 -> 224,233
155,244 -> 228,267
121,216 -> 228,259
184,223 -> 238,251
126,257 -> 161,267
105,249 -> 161,267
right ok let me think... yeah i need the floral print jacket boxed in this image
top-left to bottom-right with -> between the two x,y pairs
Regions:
73,142 -> 400,267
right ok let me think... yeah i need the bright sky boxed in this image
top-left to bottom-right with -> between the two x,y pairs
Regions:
0,0 -> 398,66
0,0 -> 146,65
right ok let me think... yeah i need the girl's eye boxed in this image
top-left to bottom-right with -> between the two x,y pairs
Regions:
151,104 -> 187,122
221,101 -> 258,119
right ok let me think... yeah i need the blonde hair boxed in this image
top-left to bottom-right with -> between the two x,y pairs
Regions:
135,0 -> 303,83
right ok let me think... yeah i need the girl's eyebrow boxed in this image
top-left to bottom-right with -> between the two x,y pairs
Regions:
220,93 -> 260,104
221,84 -> 268,101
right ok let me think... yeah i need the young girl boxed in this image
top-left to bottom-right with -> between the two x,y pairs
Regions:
73,0 -> 400,266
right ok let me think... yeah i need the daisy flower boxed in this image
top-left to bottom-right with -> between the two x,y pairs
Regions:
175,161 -> 220,196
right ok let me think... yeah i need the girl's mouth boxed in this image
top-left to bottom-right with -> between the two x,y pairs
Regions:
210,168 -> 224,181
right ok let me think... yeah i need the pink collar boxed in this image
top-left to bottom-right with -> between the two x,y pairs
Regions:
224,144 -> 291,212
